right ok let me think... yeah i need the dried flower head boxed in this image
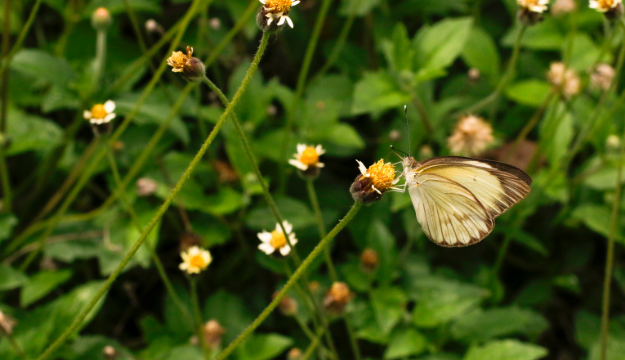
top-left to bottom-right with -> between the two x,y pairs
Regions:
257,221 -> 298,256
209,18 -> 221,30
136,177 -> 158,197
547,62 -> 581,99
289,144 -> 325,178
323,282 -> 353,315
145,19 -> 164,34
203,320 -> 226,349
274,291 -> 298,316
551,0 -> 577,15
360,248 -> 379,272
92,7 -> 112,31
0,311 -> 16,336
517,0 -> 549,25
447,115 -> 494,157
167,46 -> 205,82
179,246 -> 212,274
467,68 -> 481,84
288,348 -> 303,360
591,63 -> 615,91
350,159 -> 399,204
84,100 -> 116,136
257,0 -> 300,32
103,345 -> 118,360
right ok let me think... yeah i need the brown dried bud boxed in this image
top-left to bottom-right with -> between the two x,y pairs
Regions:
92,7 -> 112,31
203,320 -> 226,349
112,141 -> 124,151
136,177 -> 158,197
274,292 -> 298,316
467,68 -> 481,84
323,282 -> 353,315
214,160 -> 239,183
103,345 -> 118,360
287,348 -> 303,360
360,248 -> 379,272
0,311 -> 16,336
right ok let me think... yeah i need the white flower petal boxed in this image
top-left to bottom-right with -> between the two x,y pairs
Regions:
285,16 -> 294,28
356,160 -> 367,175
278,16 -> 286,26
279,245 -> 291,256
83,110 -> 92,119
291,0 -> 300,6
289,234 -> 298,245
104,100 -> 116,113
282,221 -> 293,235
179,263 -> 189,270
316,145 -> 325,155
258,231 -> 273,243
267,17 -> 273,26
297,144 -> 307,154
103,113 -> 116,123
317,162 -> 325,168
288,159 -> 308,171
259,243 -> 275,254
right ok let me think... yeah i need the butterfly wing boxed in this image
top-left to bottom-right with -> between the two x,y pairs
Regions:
407,157 -> 531,246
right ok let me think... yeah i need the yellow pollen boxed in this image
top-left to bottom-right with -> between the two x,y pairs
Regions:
269,230 -> 287,249
189,254 -> 206,269
597,0 -> 615,8
366,160 -> 396,192
300,147 -> 319,166
90,104 -> 108,119
264,0 -> 293,14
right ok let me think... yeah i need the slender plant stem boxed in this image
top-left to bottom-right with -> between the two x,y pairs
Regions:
279,0 -> 334,191
411,92 -> 433,134
36,31 -> 269,360
3,333 -> 25,358
0,0 -> 11,212
343,314 -> 362,360
92,29 -> 107,90
106,149 -> 192,325
452,25 -> 526,117
599,104 -> 625,360
190,278 -> 211,360
0,0 -> 43,77
301,327 -> 327,360
215,202 -> 363,360
313,13 -> 355,81
0,148 -> 10,213
305,179 -> 337,279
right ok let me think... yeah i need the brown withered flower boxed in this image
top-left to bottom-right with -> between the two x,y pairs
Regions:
274,291 -> 298,316
323,282 -> 354,315
203,320 -> 226,349
167,46 -> 206,82
360,248 -> 379,272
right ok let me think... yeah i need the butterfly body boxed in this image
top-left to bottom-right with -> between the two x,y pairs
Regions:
401,156 -> 532,247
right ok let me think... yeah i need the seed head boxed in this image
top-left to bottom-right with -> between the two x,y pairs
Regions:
360,248 -> 379,272
447,115 -> 494,157
591,63 -> 615,91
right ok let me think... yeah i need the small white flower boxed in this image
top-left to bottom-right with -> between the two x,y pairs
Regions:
179,246 -> 212,274
590,0 -> 622,12
257,221 -> 298,256
517,0 -> 549,13
83,100 -> 116,125
260,0 -> 300,28
288,144 -> 325,171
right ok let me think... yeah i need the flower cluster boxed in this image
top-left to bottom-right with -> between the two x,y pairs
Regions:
591,63 -> 615,91
547,62 -> 581,99
350,159 -> 399,204
257,221 -> 298,256
447,115 -> 494,157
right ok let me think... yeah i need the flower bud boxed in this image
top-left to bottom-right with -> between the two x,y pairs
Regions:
591,63 -> 615,91
145,19 -> 164,34
360,248 -> 379,272
103,346 -> 118,360
389,130 -> 401,142
92,7 -> 112,31
209,18 -> 221,30
467,68 -> 481,84
203,320 -> 226,349
274,292 -> 298,316
607,134 -> 621,153
167,46 -> 206,82
350,160 -> 399,205
287,348 -> 303,360
136,177 -> 158,197
323,282 -> 353,315
256,0 -> 299,33
551,0 -> 576,15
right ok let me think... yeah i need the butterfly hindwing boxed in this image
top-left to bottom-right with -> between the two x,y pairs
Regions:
405,156 -> 531,247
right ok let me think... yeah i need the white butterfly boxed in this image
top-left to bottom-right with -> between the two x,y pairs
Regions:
400,155 -> 532,247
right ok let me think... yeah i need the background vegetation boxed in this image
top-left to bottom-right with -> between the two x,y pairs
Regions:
1,0 -> 625,359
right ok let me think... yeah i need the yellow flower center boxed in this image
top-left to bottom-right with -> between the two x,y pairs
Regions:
189,254 -> 207,269
597,0 -> 615,8
90,104 -> 108,119
300,147 -> 320,166
269,230 -> 287,249
367,160 -> 396,192
264,0 -> 293,14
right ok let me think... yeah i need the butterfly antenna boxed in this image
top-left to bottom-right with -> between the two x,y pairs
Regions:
404,105 -> 411,157
389,145 -> 409,158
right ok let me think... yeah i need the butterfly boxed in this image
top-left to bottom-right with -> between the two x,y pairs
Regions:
399,155 -> 532,247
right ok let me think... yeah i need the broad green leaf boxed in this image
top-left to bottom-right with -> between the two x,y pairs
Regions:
65,335 -> 134,360
245,196 -> 315,231
21,270 -> 73,307
414,17 -> 473,72
205,291 -> 255,345
325,122 -> 366,153
6,107 -> 63,156
463,339 -> 548,360
572,204 -> 624,242
0,213 -> 17,245
502,20 -> 565,50
10,49 -> 76,86
384,327 -> 427,359
505,80 -> 551,106
382,23 -> 415,73
366,220 -> 398,285
566,33 -> 602,71
589,338 -> 625,360
235,334 -> 293,360
451,306 -> 548,342
553,274 -> 581,294
339,0 -> 381,16
0,264 -> 28,291
539,102 -> 573,165
351,71 -> 410,115
370,287 -> 407,336
462,27 -> 500,78
584,167 -> 625,190
575,310 -> 601,350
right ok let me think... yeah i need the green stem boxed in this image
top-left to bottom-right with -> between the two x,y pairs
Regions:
599,99 -> 625,360
0,148 -> 10,213
0,0 -> 11,213
2,333 -> 25,358
312,13 -> 355,81
279,0 -> 334,191
305,179 -> 337,280
301,328 -> 327,360
106,149 -> 193,325
92,29 -> 107,90
190,278 -> 211,360
215,202 -> 363,360
343,314 -> 362,360
452,25 -> 526,117
0,0 -> 43,77
35,31 -> 269,360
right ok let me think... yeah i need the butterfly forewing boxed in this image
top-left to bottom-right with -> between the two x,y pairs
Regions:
405,156 -> 531,247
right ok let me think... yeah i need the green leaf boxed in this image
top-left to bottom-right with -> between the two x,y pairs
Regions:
0,213 -> 18,245
370,287 -> 408,336
21,270 -> 73,307
553,274 -> 581,294
463,339 -> 548,360
339,0 -> 381,16
566,33 -> 602,71
382,23 -> 415,73
451,306 -> 548,342
351,71 -> 410,115
589,337 -> 625,360
325,123 -> 366,152
10,49 -> 77,86
505,80 -> 551,106
414,17 -> 473,72
0,264 -> 28,291
575,310 -> 601,350
204,291 -> 255,345
366,220 -> 398,285
245,196 -> 315,231
384,327 -> 427,359
572,204 -> 622,241
539,102 -> 573,165
6,107 -> 64,156
462,27 -> 500,78
235,333 -> 293,360
502,20 -> 565,50
584,167 -> 625,190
